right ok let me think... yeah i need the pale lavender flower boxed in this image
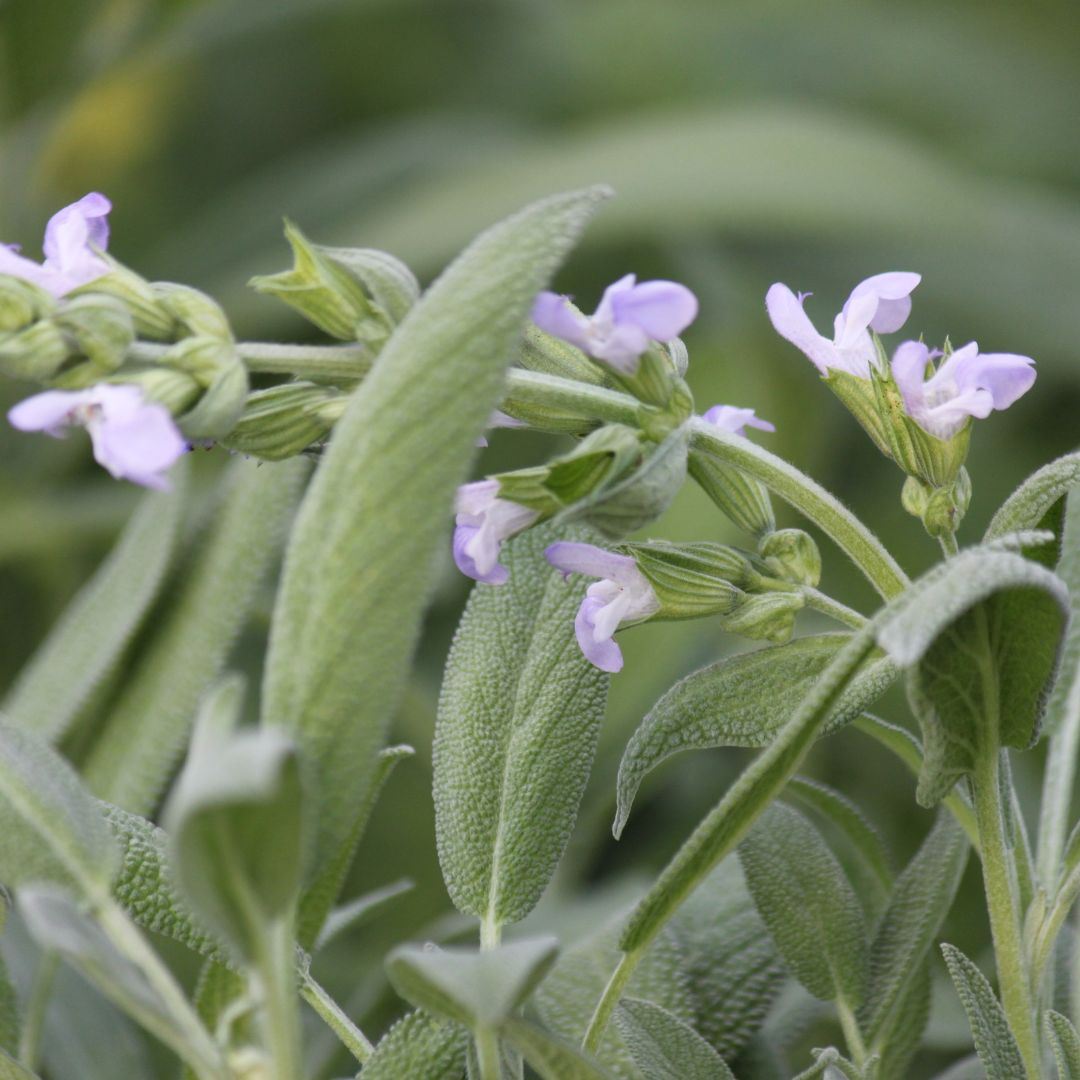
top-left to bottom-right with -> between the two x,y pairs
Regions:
701,404 -> 775,436
891,340 -> 1036,440
8,384 -> 187,489
544,541 -> 661,673
476,409 -> 527,448
0,193 -> 112,297
453,480 -> 539,584
532,273 -> 698,374
765,272 -> 921,378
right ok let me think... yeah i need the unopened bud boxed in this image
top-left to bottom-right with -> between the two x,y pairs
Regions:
519,322 -> 612,387
154,283 -> 232,341
119,366 -> 201,415
53,295 -> 134,374
0,319 -> 71,380
622,539 -> 753,618
719,590 -> 804,644
902,468 -> 971,539
161,337 -> 249,439
315,244 -> 419,326
688,448 -> 775,538
72,261 -> 177,340
758,528 -> 821,587
0,275 -> 53,332
223,382 -> 341,460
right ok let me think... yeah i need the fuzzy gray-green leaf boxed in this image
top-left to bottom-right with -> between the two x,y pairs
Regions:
616,998 -> 735,1080
360,1010 -> 468,1080
941,943 -> 1024,1080
614,635 -> 895,837
435,522 -> 608,927
0,1052 -> 39,1080
259,188 -> 608,947
985,451 -> 1080,546
1045,1010 -> 1080,1079
3,468 -> 186,742
83,456 -> 308,814
739,802 -> 868,1006
502,1017 -> 618,1080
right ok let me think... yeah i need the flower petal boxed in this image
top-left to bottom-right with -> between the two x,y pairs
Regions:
43,193 -> 112,265
835,288 -> 881,349
610,280 -> 699,340
545,541 -> 638,581
890,340 -> 931,412
847,272 -> 920,334
956,351 -> 1036,410
7,389 -> 87,436
455,479 -> 500,517
89,401 -> 187,488
0,245 -> 54,291
574,597 -> 623,672
765,283 -> 839,374
453,523 -> 509,584
702,404 -> 775,435
589,321 -> 650,373
531,292 -> 591,350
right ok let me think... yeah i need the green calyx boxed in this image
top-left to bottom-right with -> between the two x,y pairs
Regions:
223,382 -> 343,461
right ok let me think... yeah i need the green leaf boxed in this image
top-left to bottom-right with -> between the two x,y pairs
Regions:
0,1051 -> 40,1080
940,943 -> 1025,1080
314,877 -> 414,953
535,914 -> 694,1078
871,960 -> 932,1080
790,1047 -> 866,1080
0,721 -> 117,896
434,521 -> 609,929
2,467 -> 186,742
82,456 -> 309,814
985,451 -> 1080,549
386,936 -> 558,1030
501,1017 -> 618,1080
738,802 -> 868,1006
887,547 -> 1068,805
260,187 -> 608,948
928,1056 -> 988,1080
667,858 -> 784,1061
615,998 -> 735,1080
614,636 -> 895,838
859,813 -> 967,1060
162,726 -> 303,963
360,1010 -> 468,1080
1045,1010 -> 1080,1079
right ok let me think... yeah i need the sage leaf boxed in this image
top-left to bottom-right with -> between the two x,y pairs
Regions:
615,998 -> 735,1080
859,812 -> 967,1059
0,721 -> 117,896
260,188 -> 608,948
162,726 -> 303,963
435,522 -> 608,928
614,635 -> 895,838
985,450 -> 1080,549
83,456 -> 308,814
871,960 -> 932,1080
738,802 -> 868,1007
314,877 -> 414,953
386,936 -> 558,1030
0,1051 -> 39,1080
2,465 -> 186,742
940,943 -> 1025,1080
501,1017 -> 618,1080
360,1010 -> 468,1080
1045,1009 -> 1080,1079
668,858 -> 783,1061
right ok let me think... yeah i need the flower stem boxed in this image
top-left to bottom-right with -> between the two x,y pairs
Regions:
938,531 -> 960,558
801,587 -> 867,630
475,1025 -> 501,1080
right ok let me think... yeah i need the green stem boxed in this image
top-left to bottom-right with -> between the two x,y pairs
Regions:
128,340 -> 373,380
480,913 -> 502,950
18,952 -> 58,1071
802,587 -> 867,630
1036,671 -> 1080,891
972,746 -> 1042,1079
582,949 -> 642,1055
1033,861 -> 1080,987
476,1025 -> 501,1080
300,969 -> 374,1065
252,916 -> 303,1080
504,368 -> 640,426
836,998 -> 868,1067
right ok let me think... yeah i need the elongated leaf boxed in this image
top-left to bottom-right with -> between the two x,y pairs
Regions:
360,1010 -> 468,1080
873,960 -> 932,1080
930,1056 -> 990,1080
739,802 -> 867,1007
435,522 -> 608,927
0,721 -> 117,895
667,857 -> 784,1060
985,451 -> 1080,548
314,877 -> 414,953
1046,1010 -> 1080,1079
616,998 -> 735,1080
83,456 -> 309,813
3,468 -> 186,742
0,1051 -> 39,1080
859,813 -> 967,1057
940,943 -> 1024,1080
502,1017 -> 617,1080
614,636 -> 895,837
386,936 -> 558,1030
260,187 -> 608,947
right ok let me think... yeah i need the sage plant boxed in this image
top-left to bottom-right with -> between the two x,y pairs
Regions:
0,185 -> 1077,1080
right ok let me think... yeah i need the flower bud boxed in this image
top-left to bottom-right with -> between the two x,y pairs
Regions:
612,342 -> 683,410
314,244 -> 419,326
154,283 -> 232,341
758,528 -> 821,587
620,539 -> 753,618
0,319 -> 71,380
905,468 -> 971,539
250,221 -> 392,344
161,337 -> 249,439
72,261 -> 178,340
519,322 -> 613,387
52,295 -> 134,375
222,382 -> 341,460
118,366 -> 202,415
718,590 -> 804,644
0,275 -> 53,332
688,448 -> 775,538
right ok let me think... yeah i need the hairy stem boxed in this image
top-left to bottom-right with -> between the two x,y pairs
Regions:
300,969 -> 374,1065
836,998 -> 868,1067
802,587 -> 867,630
582,949 -> 641,1055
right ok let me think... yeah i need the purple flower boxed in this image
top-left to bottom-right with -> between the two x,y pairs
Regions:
453,480 -> 539,584
531,273 -> 698,374
0,193 -> 112,297
766,272 -> 921,378
475,409 -> 527,448
544,541 -> 661,673
701,404 -> 775,436
8,384 -> 187,489
891,340 -> 1036,440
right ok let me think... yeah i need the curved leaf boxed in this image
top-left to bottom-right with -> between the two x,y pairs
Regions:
502,1017 -> 618,1080
1046,1010 -> 1080,1079
616,998 -> 735,1080
360,1010 -> 468,1080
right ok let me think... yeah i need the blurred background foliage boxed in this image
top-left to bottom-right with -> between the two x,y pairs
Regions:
1,0 -> 1078,1074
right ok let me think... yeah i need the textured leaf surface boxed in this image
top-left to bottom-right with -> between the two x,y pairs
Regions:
738,802 -> 867,1006
872,960 -> 932,1080
667,857 -> 783,1060
1046,1010 -> 1080,1079
83,457 -> 308,814
941,943 -> 1024,1080
502,1017 -> 617,1080
435,522 -> 608,926
386,936 -> 558,1029
360,1010 -> 468,1080
985,451 -> 1080,545
0,722 -> 117,895
859,813 -> 967,1057
616,998 -> 735,1080
260,188 -> 608,947
614,636 -> 895,837
2,468 -> 186,742
535,915 -> 694,1079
